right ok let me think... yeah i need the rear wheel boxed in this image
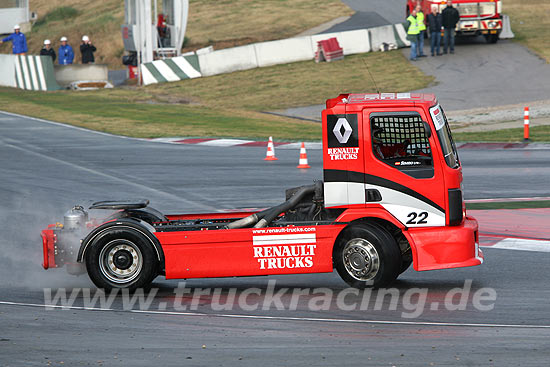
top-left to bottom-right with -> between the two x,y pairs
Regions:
334,223 -> 401,288
85,228 -> 158,290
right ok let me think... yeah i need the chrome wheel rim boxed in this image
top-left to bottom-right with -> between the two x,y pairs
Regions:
99,239 -> 143,284
343,238 -> 380,281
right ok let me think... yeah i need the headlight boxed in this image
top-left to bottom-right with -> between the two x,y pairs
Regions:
488,21 -> 498,28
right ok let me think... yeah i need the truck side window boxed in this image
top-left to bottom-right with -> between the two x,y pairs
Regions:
371,114 -> 434,179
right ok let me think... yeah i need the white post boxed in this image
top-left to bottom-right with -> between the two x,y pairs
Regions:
136,0 -> 142,86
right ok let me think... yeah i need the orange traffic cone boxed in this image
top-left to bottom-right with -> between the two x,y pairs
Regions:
264,136 -> 278,161
297,142 -> 310,169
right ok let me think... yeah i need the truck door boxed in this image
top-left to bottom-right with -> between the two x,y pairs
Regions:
363,109 -> 446,227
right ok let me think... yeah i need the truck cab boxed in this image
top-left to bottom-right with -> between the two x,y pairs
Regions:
323,93 -> 482,279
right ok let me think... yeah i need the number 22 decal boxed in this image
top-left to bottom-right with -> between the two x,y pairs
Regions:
406,211 -> 428,225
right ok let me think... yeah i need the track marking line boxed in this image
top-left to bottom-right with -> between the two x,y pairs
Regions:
1,300 -> 550,329
489,238 -> 550,253
466,196 -> 550,203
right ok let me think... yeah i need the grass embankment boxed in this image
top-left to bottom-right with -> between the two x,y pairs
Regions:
0,0 -> 352,68
0,52 -> 432,140
506,0 -> 550,62
454,126 -> 550,143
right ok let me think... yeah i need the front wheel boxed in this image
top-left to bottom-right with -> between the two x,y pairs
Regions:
334,223 -> 401,288
85,228 -> 158,290
485,34 -> 499,44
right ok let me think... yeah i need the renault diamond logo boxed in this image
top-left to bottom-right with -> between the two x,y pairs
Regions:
333,117 -> 352,144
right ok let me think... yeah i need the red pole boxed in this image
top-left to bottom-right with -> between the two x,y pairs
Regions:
524,107 -> 530,141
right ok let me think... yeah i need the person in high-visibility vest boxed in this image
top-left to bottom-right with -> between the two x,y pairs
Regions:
406,9 -> 420,61
415,4 -> 427,57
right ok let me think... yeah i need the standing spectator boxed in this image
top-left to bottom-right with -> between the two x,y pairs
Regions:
0,24 -> 28,55
406,9 -> 420,61
58,36 -> 74,65
415,3 -> 427,57
40,39 -> 56,62
80,35 -> 97,64
427,5 -> 443,56
442,0 -> 460,54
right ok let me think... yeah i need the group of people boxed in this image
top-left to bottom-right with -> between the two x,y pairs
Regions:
406,0 -> 460,61
1,24 -> 97,65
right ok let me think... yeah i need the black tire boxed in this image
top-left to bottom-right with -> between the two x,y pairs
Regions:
334,223 -> 401,289
85,227 -> 158,290
485,34 -> 498,44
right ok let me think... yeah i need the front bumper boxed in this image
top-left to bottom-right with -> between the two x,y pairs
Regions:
409,216 -> 483,271
456,19 -> 502,36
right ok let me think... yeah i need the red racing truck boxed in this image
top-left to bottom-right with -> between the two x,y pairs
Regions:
408,0 -> 503,43
41,93 -> 483,290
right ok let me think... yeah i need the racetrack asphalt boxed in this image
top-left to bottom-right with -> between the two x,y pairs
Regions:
1,111 -> 550,366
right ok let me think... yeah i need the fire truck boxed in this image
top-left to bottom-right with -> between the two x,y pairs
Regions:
407,0 -> 503,43
41,93 -> 483,290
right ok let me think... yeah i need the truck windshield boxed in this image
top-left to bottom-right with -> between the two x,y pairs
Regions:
429,104 -> 460,169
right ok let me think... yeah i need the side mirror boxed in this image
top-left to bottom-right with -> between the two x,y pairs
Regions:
423,121 -> 432,138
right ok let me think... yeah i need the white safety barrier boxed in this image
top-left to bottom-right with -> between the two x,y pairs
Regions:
141,54 -> 202,85
368,25 -> 398,53
0,54 -> 17,88
54,64 -> 109,88
500,14 -> 515,39
393,23 -> 411,48
0,55 -> 61,91
140,23 -> 412,85
198,44 -> 257,77
254,36 -> 315,67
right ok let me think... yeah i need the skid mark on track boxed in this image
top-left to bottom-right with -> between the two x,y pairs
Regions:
1,300 -> 550,329
0,136 -> 218,211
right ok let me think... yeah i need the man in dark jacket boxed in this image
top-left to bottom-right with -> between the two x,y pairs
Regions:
442,0 -> 460,54
80,35 -> 97,64
427,5 -> 443,56
40,39 -> 56,62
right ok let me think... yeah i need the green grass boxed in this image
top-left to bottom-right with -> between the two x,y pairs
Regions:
467,201 -> 550,210
34,6 -> 79,27
454,125 -> 550,142
506,0 -> 550,62
0,51 -> 433,140
149,52 -> 432,111
0,87 -> 320,140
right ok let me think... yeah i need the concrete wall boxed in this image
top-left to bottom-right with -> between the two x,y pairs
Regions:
253,36 -> 314,67
0,54 -> 17,88
54,64 -> 109,87
142,23 -> 409,85
0,54 -> 60,91
141,54 -> 202,85
368,25 -> 398,52
198,44 -> 258,77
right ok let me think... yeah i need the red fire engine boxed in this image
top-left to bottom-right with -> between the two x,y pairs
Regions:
407,0 -> 503,43
41,93 -> 483,290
